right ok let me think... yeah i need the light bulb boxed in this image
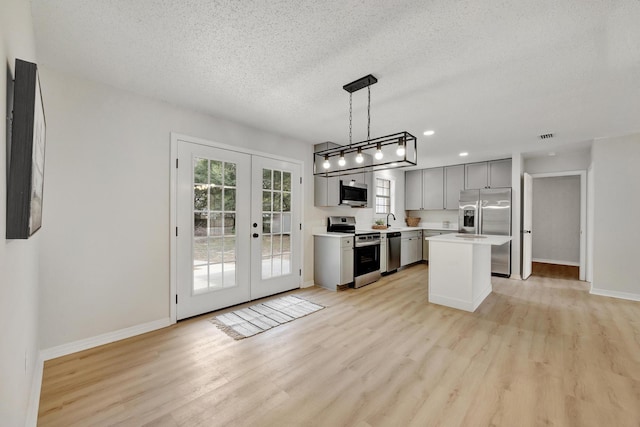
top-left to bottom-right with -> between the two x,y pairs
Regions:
396,136 -> 406,156
375,143 -> 383,160
355,148 -> 363,163
338,151 -> 346,166
322,155 -> 330,169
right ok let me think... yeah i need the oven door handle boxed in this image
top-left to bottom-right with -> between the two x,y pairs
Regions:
355,241 -> 381,248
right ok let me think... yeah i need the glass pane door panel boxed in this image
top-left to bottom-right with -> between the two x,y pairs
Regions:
192,157 -> 238,294
283,172 -> 291,191
261,168 -> 292,279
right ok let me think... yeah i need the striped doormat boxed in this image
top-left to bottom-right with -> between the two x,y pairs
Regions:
211,295 -> 325,340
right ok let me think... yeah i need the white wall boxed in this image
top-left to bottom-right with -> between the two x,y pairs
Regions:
0,0 -> 41,424
591,133 -> 640,298
38,68 -> 313,349
524,147 -> 591,174
532,176 -> 580,264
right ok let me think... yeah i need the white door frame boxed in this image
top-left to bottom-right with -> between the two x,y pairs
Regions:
528,170 -> 587,281
169,132 -> 305,324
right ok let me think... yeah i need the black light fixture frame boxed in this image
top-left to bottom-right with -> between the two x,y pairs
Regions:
343,74 -> 377,93
313,131 -> 417,176
313,73 -> 418,176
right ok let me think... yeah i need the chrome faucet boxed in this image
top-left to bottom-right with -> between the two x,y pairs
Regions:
386,213 -> 396,227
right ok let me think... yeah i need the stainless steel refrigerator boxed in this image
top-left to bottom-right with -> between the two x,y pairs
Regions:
459,188 -> 512,277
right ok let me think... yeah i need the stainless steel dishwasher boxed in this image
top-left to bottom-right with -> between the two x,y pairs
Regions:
386,232 -> 401,273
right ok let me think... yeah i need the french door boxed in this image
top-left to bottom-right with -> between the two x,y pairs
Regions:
176,140 -> 301,320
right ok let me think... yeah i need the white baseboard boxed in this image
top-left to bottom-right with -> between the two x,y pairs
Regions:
25,353 -> 45,427
532,258 -> 579,267
302,280 -> 315,288
40,317 -> 172,362
590,286 -> 640,302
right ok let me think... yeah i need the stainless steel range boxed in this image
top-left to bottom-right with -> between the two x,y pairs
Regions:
327,216 -> 381,288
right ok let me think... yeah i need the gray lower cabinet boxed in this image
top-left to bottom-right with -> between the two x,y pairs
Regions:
314,235 -> 353,290
400,230 -> 423,266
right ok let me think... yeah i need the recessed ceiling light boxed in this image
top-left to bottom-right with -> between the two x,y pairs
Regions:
548,152 -> 556,156
423,130 -> 435,136
459,152 -> 468,157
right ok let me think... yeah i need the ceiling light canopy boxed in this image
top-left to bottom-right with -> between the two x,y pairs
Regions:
423,130 -> 435,136
314,74 -> 417,177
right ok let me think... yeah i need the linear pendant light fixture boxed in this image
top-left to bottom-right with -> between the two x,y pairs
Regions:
314,74 -> 417,176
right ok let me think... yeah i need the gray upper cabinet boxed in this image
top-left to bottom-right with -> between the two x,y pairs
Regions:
405,169 -> 423,210
406,158 -> 511,210
488,159 -> 511,188
422,167 -> 444,210
444,165 -> 465,209
314,170 -> 373,207
314,175 -> 340,206
465,159 -> 511,189
465,162 -> 489,190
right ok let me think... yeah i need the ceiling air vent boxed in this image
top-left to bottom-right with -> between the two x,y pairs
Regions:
539,133 -> 554,140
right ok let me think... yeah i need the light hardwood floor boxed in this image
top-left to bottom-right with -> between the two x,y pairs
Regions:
532,262 -> 579,280
38,264 -> 640,426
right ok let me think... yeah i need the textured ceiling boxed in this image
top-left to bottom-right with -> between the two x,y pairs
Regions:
31,0 -> 640,166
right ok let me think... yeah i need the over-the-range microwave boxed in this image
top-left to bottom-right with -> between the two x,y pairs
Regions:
340,180 -> 367,207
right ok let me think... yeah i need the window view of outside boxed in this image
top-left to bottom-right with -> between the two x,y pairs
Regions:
376,178 -> 391,214
262,168 -> 292,279
192,158 -> 237,293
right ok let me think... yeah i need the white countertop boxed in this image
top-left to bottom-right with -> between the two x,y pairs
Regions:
313,232 -> 352,238
312,224 -> 459,236
356,226 -> 424,234
425,234 -> 512,245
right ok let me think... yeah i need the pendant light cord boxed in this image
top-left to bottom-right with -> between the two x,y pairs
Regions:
349,93 -> 352,146
367,85 -> 371,141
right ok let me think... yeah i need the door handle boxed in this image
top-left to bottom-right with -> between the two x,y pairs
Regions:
523,230 -> 531,234
252,233 -> 259,238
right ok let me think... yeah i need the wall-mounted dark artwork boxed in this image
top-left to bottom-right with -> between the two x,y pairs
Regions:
6,59 -> 46,239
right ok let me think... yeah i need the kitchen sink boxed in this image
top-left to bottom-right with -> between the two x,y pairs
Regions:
455,234 -> 487,239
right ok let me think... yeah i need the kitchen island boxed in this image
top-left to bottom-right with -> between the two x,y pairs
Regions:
425,234 -> 512,312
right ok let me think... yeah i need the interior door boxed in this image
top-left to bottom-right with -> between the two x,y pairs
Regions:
250,156 -> 301,300
176,142 -> 251,320
522,173 -> 533,279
